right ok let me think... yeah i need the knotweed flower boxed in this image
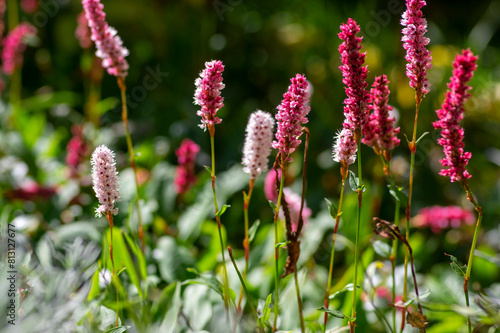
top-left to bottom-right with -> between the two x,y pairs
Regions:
91,145 -> 120,217
194,60 -> 225,133
338,18 -> 370,137
433,49 -> 477,184
333,128 -> 357,177
66,125 -> 88,178
413,205 -> 474,233
75,12 -> 92,49
401,0 -> 432,98
174,139 -> 200,194
272,74 -> 310,162
281,188 -> 311,233
21,0 -> 38,13
2,23 -> 37,75
242,110 -> 275,179
82,0 -> 129,77
264,168 -> 282,202
362,75 -> 400,160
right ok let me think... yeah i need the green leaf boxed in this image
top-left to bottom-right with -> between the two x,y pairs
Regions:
215,204 -> 231,218
103,326 -> 128,333
258,293 -> 272,325
329,283 -> 360,300
445,253 -> 467,278
248,219 -> 261,242
269,200 -> 277,211
372,240 -> 392,258
151,282 -> 179,322
156,236 -> 196,283
324,198 -> 338,220
348,170 -> 358,192
416,131 -> 430,145
387,184 -> 408,207
182,268 -> 224,299
204,165 -> 212,174
275,240 -> 290,249
87,267 -> 101,301
419,289 -> 432,299
317,306 -> 345,319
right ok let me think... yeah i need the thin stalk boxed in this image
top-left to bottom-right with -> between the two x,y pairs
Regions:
228,246 -> 262,332
294,269 -> 306,333
391,200 -> 400,333
106,212 -> 119,327
350,140 -> 363,333
272,164 -> 286,332
209,134 -> 230,314
237,178 -> 255,311
7,0 -> 18,31
402,94 -> 421,331
323,177 -> 347,332
117,78 -> 145,253
463,183 -> 483,333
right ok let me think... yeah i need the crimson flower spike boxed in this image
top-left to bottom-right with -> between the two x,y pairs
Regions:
433,49 -> 477,185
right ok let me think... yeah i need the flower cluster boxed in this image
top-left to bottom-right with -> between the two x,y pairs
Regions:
333,128 -> 358,167
264,170 -> 311,233
91,145 -> 120,217
401,0 -> 432,98
2,23 -> 37,75
362,75 -> 400,159
272,74 -> 310,162
413,205 -> 475,233
433,49 -> 477,184
82,0 -> 129,77
174,139 -> 200,194
75,12 -> 92,49
194,60 -> 225,132
21,0 -> 38,13
66,125 -> 88,178
242,110 -> 275,179
6,182 -> 57,201
338,18 -> 370,135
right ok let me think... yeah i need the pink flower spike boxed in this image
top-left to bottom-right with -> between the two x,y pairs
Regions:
2,23 -> 37,75
281,188 -> 311,233
75,12 -> 92,49
91,145 -> 120,217
82,0 -> 129,78
272,73 -> 310,163
433,49 -> 477,184
338,18 -> 370,136
401,0 -> 432,98
362,75 -> 400,159
413,205 -> 475,233
174,139 -> 200,194
333,128 -> 357,167
264,168 -> 282,202
194,60 -> 225,133
242,110 -> 275,179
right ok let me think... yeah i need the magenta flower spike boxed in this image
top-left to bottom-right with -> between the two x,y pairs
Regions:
194,60 -> 225,134
82,0 -> 129,78
401,0 -> 432,99
272,74 -> 310,163
413,205 -> 475,233
338,18 -> 370,138
174,139 -> 200,194
242,110 -> 275,180
76,12 -> 92,49
433,49 -> 477,184
91,145 -> 120,217
1,23 -> 37,75
66,125 -> 88,178
362,75 -> 400,160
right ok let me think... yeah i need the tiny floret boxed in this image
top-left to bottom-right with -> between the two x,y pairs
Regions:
242,110 -> 275,179
91,145 -> 120,217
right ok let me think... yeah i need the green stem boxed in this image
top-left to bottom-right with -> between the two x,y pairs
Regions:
294,269 -> 306,333
227,246 -> 261,331
323,177 -> 346,332
350,141 -> 363,333
402,95 -> 421,331
272,164 -> 286,332
118,78 -> 145,253
7,0 -> 18,31
463,184 -> 483,333
210,134 -> 230,314
391,200 -> 400,333
106,212 -> 119,327
238,178 -> 255,311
